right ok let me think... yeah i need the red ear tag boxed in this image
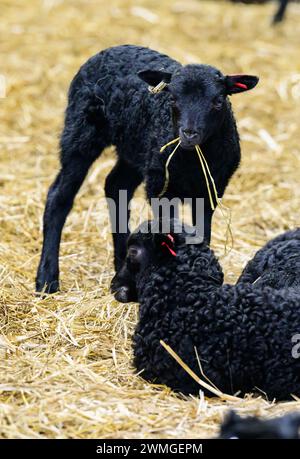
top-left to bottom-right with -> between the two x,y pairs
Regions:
234,82 -> 248,90
161,242 -> 177,257
161,234 -> 176,256
166,234 -> 174,243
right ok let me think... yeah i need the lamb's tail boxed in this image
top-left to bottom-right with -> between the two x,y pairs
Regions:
84,74 -> 108,124
70,67 -> 108,125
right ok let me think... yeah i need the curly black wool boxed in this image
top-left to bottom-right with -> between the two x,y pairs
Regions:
238,228 -> 300,290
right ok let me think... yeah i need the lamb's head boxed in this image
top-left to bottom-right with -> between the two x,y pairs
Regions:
138,65 -> 259,149
111,219 -> 223,303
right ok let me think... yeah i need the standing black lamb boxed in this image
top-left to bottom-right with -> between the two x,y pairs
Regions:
114,220 -> 300,399
36,44 -> 258,294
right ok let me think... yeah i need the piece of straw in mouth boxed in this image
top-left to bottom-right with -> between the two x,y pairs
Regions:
195,145 -> 233,253
159,138 -> 219,211
159,136 -> 181,153
158,139 -> 181,198
160,340 -> 240,401
195,145 -> 216,211
158,139 -> 233,252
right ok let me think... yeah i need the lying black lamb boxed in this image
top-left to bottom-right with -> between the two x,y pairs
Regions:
113,220 -> 300,399
238,227 -> 300,290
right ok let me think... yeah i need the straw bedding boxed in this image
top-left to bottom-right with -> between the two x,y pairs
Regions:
1,0 -> 300,439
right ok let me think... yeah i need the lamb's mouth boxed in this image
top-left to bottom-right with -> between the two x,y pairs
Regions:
179,136 -> 205,151
179,140 -> 198,151
114,285 -> 138,303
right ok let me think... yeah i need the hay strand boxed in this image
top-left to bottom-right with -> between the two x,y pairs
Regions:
160,340 -> 240,402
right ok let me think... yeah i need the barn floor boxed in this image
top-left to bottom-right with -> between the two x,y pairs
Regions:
1,0 -> 300,439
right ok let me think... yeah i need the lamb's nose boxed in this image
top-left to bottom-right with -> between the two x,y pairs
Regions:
180,129 -> 201,145
181,129 -> 199,142
115,286 -> 130,303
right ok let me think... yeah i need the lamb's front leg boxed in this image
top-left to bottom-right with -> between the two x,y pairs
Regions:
106,158 -> 143,302
145,166 -> 181,224
36,156 -> 96,293
191,199 -> 213,245
105,158 -> 143,271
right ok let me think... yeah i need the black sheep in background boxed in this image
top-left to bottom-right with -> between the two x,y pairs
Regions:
35,45 -> 258,295
230,1 -> 290,23
219,411 -> 300,439
274,0 -> 290,23
114,220 -> 300,400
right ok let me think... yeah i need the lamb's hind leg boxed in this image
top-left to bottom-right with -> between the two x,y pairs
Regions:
191,199 -> 213,245
36,125 -> 108,293
36,156 -> 94,293
36,69 -> 112,294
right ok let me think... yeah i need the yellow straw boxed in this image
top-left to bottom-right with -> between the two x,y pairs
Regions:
158,138 -> 233,252
195,145 -> 233,252
194,145 -> 216,211
158,140 -> 181,198
160,136 -> 181,153
159,138 -> 216,210
160,340 -> 240,401
148,81 -> 169,94
195,145 -> 218,207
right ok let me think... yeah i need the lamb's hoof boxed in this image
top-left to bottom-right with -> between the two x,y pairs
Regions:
272,14 -> 283,25
35,278 -> 59,295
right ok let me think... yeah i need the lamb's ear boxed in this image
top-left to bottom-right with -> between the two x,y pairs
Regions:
137,70 -> 172,87
225,75 -> 259,95
153,233 -> 177,258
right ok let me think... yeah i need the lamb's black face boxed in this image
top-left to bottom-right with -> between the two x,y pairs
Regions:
138,65 -> 259,149
111,220 -> 185,303
169,65 -> 227,149
111,219 -> 225,303
124,235 -> 154,277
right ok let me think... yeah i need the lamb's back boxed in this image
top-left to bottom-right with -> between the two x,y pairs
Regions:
238,229 -> 300,289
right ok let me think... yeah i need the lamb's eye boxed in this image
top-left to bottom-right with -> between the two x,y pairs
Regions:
170,95 -> 178,106
213,97 -> 224,110
127,246 -> 143,266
